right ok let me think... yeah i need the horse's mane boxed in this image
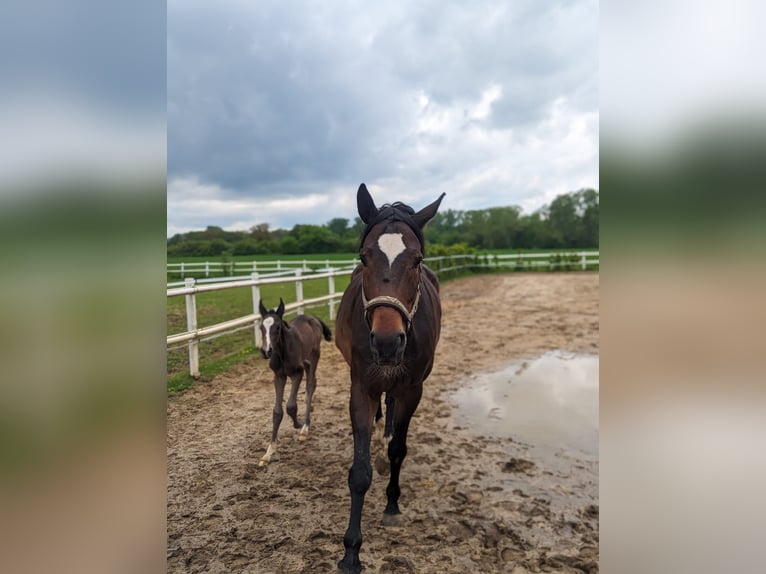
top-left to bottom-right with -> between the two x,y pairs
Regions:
359,202 -> 424,249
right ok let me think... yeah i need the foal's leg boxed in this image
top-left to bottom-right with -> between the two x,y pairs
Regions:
285,370 -> 304,430
372,394 -> 391,476
384,384 -> 423,519
338,383 -> 378,574
259,374 -> 287,466
298,359 -> 317,441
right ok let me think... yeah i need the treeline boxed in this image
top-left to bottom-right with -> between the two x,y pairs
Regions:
167,188 -> 598,257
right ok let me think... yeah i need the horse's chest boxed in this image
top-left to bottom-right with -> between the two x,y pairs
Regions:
269,357 -> 303,378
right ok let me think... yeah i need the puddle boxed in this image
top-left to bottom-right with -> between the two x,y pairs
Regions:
449,351 -> 599,457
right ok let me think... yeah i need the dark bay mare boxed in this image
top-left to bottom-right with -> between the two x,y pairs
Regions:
257,298 -> 332,466
335,183 -> 445,573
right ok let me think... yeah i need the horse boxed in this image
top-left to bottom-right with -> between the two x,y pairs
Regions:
257,298 -> 332,467
334,183 -> 445,573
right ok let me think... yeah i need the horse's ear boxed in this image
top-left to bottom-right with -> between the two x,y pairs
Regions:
413,192 -> 446,228
357,183 -> 378,224
276,298 -> 285,318
258,299 -> 268,317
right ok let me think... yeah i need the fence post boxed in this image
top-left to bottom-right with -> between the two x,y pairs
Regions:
581,252 -> 586,271
328,271 -> 336,321
184,278 -> 200,378
205,261 -> 209,278
181,261 -> 185,279
295,269 -> 304,314
277,260 -> 282,271
251,272 -> 261,348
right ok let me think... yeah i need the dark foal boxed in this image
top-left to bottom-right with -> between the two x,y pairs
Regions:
334,183 -> 444,573
258,298 -> 332,467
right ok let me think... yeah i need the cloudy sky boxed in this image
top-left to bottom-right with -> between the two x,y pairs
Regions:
167,0 -> 598,236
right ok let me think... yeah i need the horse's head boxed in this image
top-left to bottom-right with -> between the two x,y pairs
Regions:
356,183 -> 445,366
258,298 -> 286,359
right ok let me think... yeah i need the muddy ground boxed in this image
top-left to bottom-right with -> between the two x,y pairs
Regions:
167,272 -> 599,573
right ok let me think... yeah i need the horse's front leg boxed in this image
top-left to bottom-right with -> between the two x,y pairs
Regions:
384,384 -> 422,519
338,384 -> 378,574
259,374 -> 287,466
285,370 -> 304,430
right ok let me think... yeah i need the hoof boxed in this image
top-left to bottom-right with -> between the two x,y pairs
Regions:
297,433 -> 308,442
337,556 -> 362,574
374,453 -> 389,476
258,458 -> 270,467
298,424 -> 309,441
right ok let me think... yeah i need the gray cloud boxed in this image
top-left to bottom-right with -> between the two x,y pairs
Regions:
168,0 -> 597,233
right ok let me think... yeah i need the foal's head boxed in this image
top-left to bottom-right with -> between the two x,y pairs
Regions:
258,298 -> 286,359
356,183 -> 444,366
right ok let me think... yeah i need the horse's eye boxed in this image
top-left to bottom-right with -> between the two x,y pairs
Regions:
360,254 -> 368,266
413,256 -> 423,268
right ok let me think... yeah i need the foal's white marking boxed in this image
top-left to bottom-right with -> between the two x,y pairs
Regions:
259,441 -> 277,466
378,233 -> 406,269
262,316 -> 275,350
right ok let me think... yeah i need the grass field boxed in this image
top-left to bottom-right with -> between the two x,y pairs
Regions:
166,247 -> 594,265
167,252 -> 359,264
166,248 -> 597,280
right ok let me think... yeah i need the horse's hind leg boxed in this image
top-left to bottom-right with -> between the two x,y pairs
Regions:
260,374 -> 287,466
384,385 -> 423,520
298,359 -> 317,441
285,371 -> 304,430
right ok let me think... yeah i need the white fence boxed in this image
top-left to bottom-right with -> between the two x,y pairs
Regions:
167,258 -> 359,279
167,251 -> 598,378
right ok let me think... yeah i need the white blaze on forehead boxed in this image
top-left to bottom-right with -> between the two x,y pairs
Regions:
377,233 -> 406,268
262,316 -> 275,348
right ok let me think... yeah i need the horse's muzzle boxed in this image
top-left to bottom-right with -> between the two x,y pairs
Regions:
369,331 -> 406,365
260,347 -> 272,360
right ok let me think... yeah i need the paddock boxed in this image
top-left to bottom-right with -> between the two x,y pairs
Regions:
167,272 -> 599,573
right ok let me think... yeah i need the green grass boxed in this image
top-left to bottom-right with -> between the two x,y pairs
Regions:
167,253 -> 359,280
166,249 -> 598,280
167,345 -> 257,394
168,252 -> 358,264
479,247 -> 598,255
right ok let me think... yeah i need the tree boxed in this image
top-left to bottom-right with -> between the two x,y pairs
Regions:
578,188 -> 599,247
548,193 -> 581,247
249,223 -> 271,241
326,217 -> 350,237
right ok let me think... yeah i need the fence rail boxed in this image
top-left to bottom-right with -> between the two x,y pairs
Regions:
167,251 -> 598,378
167,258 -> 359,279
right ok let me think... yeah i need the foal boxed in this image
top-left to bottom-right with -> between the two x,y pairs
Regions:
258,298 -> 332,466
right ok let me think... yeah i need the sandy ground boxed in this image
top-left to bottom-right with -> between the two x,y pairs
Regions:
167,272 -> 599,573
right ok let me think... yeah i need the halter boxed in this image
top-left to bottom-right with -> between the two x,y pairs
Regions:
362,281 -> 421,331
359,202 -> 426,332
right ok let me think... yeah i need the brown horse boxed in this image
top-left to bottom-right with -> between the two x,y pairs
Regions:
335,183 -> 445,573
257,298 -> 332,466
